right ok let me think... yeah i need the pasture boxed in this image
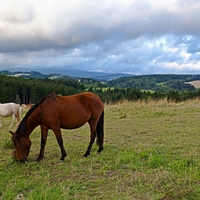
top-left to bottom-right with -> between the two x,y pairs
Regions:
1,99 -> 200,199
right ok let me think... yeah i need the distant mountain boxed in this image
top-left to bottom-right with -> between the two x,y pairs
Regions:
0,69 -> 132,81
37,68 -> 131,80
0,70 -> 57,79
91,72 -> 132,81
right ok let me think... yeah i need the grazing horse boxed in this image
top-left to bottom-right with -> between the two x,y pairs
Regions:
10,92 -> 104,162
0,103 -> 21,128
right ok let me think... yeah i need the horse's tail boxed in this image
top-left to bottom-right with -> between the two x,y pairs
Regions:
15,105 -> 21,124
96,110 -> 104,151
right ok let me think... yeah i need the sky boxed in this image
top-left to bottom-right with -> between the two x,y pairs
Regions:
0,0 -> 200,75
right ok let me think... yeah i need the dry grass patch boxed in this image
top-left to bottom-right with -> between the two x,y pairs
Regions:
1,99 -> 200,199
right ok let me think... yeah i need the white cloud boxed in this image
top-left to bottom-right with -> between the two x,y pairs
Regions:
0,0 -> 200,74
1,0 -> 34,23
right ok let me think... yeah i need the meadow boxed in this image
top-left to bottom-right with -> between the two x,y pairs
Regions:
1,99 -> 200,199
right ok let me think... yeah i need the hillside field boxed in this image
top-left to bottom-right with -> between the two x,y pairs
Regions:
1,99 -> 200,199
186,80 -> 200,89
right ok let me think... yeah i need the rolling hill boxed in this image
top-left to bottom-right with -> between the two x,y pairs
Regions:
1,70 -> 200,92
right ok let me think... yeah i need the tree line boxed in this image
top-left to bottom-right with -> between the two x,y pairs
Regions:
88,86 -> 200,104
0,74 -> 84,104
1,74 -> 200,105
107,74 -> 199,92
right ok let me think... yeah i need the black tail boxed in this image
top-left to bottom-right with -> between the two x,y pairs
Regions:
96,111 -> 104,152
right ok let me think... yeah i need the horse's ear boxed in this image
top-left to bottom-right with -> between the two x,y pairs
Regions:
9,131 -> 14,135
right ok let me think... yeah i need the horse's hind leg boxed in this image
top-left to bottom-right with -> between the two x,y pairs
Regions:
96,111 -> 104,153
83,122 -> 97,157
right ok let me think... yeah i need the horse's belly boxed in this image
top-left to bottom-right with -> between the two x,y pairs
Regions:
60,114 -> 90,129
0,110 -> 12,116
61,120 -> 88,129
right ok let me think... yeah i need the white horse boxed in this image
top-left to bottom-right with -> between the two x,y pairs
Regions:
0,102 -> 21,128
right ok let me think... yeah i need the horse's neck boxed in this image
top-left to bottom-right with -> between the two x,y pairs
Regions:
24,111 -> 40,136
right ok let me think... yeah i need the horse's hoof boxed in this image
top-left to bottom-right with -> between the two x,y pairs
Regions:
97,147 -> 104,153
60,157 -> 65,161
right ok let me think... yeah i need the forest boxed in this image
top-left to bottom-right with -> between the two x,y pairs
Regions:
106,74 -> 200,91
1,73 -> 200,105
0,74 -> 84,104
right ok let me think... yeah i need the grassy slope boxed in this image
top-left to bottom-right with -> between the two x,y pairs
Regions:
1,99 -> 200,199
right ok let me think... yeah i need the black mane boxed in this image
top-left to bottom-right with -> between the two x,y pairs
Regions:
16,93 -> 57,136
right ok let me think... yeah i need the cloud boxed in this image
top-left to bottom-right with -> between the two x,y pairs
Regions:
1,0 -> 34,23
0,0 -> 200,74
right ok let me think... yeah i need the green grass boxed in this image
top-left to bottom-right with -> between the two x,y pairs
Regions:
1,99 -> 200,199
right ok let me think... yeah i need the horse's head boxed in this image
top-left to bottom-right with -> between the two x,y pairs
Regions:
10,131 -> 31,163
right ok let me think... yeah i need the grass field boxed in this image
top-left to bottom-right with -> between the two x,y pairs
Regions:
1,99 -> 200,199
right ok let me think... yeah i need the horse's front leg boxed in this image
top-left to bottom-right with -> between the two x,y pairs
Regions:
37,126 -> 48,161
9,114 -> 15,128
52,126 -> 67,161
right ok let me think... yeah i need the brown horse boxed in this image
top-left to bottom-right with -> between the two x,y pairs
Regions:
10,92 -> 104,162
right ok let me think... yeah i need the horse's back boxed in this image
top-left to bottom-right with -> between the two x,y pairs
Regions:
58,92 -> 103,113
0,102 -> 20,116
0,102 -> 20,107
40,92 -> 104,129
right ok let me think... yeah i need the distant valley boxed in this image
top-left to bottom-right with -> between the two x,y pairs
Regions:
1,69 -> 200,92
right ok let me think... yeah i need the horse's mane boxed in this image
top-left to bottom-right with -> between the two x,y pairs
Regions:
16,93 -> 57,136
